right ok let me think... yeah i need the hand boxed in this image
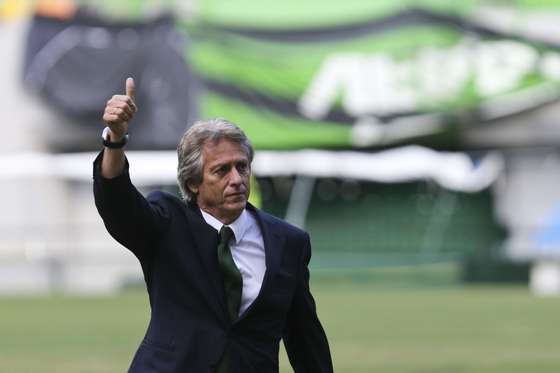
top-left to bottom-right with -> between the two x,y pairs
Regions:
102,77 -> 138,140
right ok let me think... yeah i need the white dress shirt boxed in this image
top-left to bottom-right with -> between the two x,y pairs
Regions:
200,209 -> 266,316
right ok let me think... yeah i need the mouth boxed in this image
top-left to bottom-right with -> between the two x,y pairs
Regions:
225,192 -> 246,199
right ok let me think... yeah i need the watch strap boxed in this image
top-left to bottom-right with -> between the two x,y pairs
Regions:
102,127 -> 129,149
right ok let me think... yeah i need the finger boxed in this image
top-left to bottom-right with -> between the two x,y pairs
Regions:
110,95 -> 137,113
107,98 -> 135,116
110,95 -> 130,102
104,105 -> 130,121
103,113 -> 119,125
126,77 -> 135,100
111,107 -> 131,122
114,102 -> 134,117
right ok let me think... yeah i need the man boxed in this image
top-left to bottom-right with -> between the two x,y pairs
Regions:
93,78 -> 334,373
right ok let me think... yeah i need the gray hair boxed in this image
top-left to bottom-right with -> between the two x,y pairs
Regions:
177,118 -> 254,202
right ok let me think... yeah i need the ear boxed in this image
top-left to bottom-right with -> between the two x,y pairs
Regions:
187,182 -> 199,195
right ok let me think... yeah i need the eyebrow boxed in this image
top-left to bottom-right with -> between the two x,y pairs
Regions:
210,159 -> 248,172
210,163 -> 229,172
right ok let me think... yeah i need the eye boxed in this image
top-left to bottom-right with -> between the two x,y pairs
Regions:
236,163 -> 249,174
214,165 -> 229,175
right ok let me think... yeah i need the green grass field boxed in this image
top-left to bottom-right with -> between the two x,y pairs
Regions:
1,283 -> 560,373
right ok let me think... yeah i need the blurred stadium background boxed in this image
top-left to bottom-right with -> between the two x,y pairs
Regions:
1,0 -> 560,372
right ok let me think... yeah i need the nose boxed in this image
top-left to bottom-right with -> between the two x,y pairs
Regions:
229,167 -> 243,186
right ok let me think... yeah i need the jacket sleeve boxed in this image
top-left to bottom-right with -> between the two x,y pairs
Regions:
283,233 -> 334,373
93,151 -> 170,260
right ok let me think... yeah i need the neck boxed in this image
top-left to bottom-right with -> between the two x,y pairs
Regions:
200,207 -> 242,225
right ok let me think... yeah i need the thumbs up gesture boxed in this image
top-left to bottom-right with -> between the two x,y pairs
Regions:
102,77 -> 138,140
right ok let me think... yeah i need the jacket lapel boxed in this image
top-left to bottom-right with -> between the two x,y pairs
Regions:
236,204 -> 285,323
183,202 -> 228,323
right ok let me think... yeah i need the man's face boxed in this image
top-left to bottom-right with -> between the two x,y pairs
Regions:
189,138 -> 251,224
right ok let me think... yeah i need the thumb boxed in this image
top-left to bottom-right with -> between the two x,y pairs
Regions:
126,77 -> 135,100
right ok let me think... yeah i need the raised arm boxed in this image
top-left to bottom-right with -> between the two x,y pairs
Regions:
94,78 -> 168,260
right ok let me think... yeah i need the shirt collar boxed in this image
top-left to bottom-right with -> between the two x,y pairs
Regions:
199,209 -> 249,244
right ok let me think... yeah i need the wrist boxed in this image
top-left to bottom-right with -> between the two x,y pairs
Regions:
107,127 -> 126,141
102,127 -> 129,149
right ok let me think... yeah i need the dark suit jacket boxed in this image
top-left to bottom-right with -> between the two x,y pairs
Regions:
93,153 -> 333,373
